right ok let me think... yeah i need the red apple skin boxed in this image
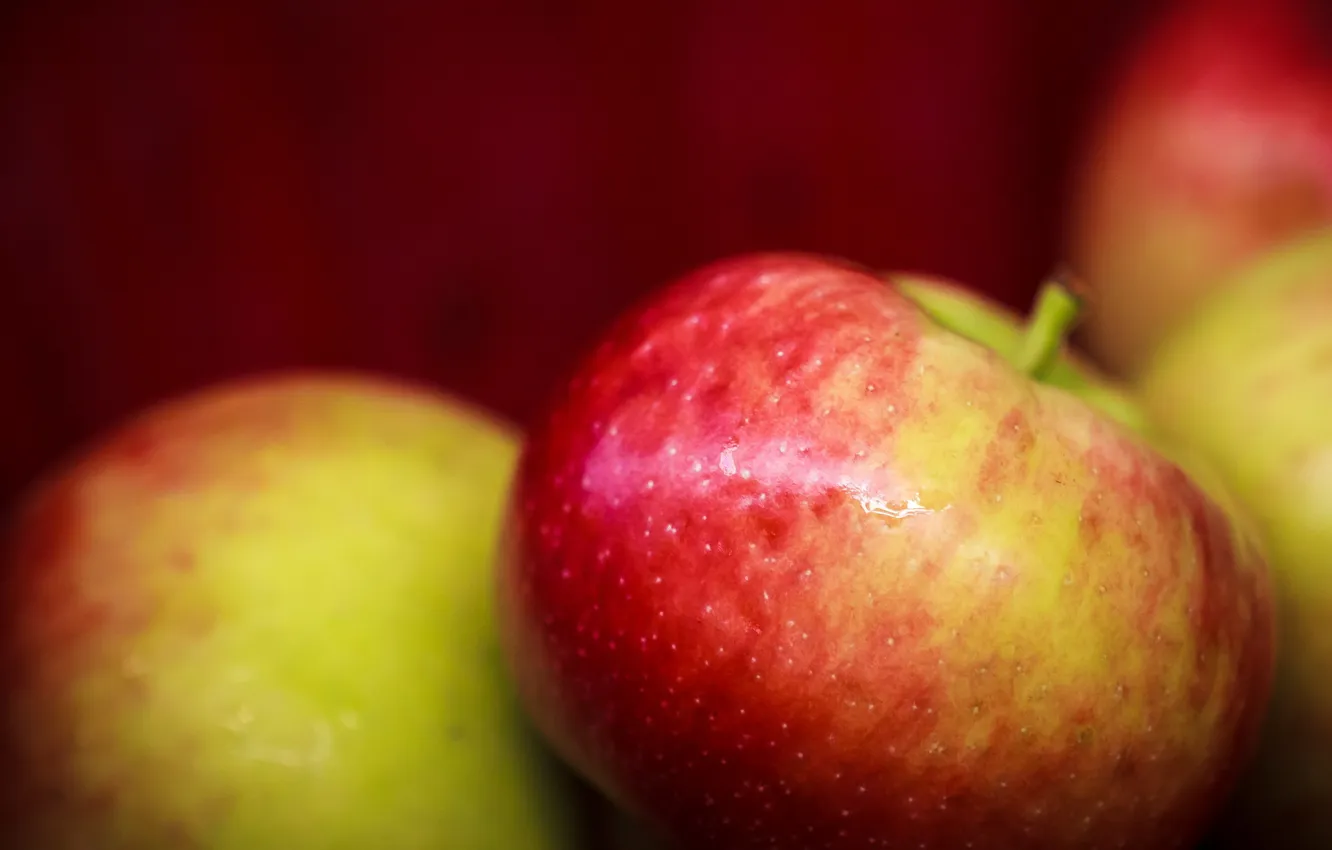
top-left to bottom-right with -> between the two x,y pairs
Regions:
1069,0 -> 1332,377
497,254 -> 1276,850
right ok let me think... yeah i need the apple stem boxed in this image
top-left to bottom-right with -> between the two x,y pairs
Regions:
1016,275 -> 1083,380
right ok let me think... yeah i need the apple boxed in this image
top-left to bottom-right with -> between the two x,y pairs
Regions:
1068,0 -> 1332,377
1136,229 -> 1332,849
0,373 -> 587,849
496,253 -> 1277,849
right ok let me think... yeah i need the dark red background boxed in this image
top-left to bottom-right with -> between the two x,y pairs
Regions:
0,0 -> 1166,512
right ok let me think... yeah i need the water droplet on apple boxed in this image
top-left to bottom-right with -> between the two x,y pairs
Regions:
718,439 -> 739,475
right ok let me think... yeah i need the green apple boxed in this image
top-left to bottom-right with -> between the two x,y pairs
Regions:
0,373 -> 586,849
1137,229 -> 1332,848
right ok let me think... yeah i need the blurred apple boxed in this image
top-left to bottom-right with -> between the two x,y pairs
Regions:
1069,0 -> 1332,377
0,373 -> 586,849
1138,229 -> 1332,849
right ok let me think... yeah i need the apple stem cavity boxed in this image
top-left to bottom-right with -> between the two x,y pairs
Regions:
1015,276 -> 1084,380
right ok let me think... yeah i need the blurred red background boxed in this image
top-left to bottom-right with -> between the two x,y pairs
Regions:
0,0 -> 1166,512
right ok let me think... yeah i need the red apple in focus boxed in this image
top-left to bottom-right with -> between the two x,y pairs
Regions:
1069,0 -> 1332,377
497,254 -> 1276,849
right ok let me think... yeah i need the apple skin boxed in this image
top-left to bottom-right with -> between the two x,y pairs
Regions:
0,373 -> 587,849
497,254 -> 1277,850
1069,0 -> 1332,377
888,274 -> 1150,436
1137,230 -> 1332,849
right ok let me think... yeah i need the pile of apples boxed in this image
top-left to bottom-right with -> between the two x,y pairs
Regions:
0,1 -> 1327,848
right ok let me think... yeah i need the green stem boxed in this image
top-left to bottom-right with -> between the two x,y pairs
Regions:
1015,276 -> 1083,380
